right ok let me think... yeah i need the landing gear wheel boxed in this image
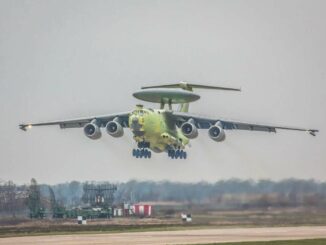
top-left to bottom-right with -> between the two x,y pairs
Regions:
175,150 -> 180,159
180,151 -> 184,159
145,149 -> 150,158
140,149 -> 145,158
135,149 -> 140,158
170,151 -> 175,159
183,151 -> 187,159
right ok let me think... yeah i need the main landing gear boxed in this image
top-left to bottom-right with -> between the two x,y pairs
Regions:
133,148 -> 151,158
133,141 -> 151,159
168,149 -> 187,159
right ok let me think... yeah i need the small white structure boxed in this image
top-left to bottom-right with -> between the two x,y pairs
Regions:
77,216 -> 87,225
181,213 -> 192,222
114,208 -> 123,217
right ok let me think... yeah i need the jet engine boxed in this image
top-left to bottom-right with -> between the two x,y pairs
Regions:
181,121 -> 198,139
84,123 -> 101,140
208,122 -> 225,142
106,121 -> 124,137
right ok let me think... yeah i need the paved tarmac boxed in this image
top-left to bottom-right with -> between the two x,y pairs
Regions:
1,226 -> 326,245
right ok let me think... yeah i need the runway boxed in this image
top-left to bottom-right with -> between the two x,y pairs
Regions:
1,226 -> 326,245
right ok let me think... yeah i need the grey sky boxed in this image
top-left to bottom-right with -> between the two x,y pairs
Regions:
0,0 -> 325,184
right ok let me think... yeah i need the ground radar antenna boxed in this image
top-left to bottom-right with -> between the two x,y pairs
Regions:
82,183 -> 117,208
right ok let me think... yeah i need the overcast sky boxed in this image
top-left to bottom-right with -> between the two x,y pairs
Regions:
0,0 -> 325,184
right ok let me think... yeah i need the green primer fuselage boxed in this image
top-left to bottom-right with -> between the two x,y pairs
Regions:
128,106 -> 189,153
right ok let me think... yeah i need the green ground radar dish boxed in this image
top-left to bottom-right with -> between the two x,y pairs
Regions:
133,88 -> 200,104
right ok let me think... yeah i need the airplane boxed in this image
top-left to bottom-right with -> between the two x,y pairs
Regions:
19,81 -> 318,159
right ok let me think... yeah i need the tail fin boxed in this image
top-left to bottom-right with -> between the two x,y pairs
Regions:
142,81 -> 241,92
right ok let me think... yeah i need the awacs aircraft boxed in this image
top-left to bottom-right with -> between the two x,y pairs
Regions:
19,82 -> 318,159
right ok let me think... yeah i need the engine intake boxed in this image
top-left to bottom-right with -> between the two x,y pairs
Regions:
84,123 -> 101,140
208,122 -> 225,142
106,121 -> 124,137
181,121 -> 198,139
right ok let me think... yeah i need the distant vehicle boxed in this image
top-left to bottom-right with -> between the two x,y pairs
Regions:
19,81 -> 318,159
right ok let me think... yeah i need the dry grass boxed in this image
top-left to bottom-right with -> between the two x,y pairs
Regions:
1,207 -> 326,237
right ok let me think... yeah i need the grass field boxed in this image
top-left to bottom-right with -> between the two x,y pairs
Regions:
0,223 -> 198,238
1,208 -> 326,238
190,208 -> 326,226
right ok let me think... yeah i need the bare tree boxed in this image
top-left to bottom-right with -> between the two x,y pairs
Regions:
27,178 -> 44,218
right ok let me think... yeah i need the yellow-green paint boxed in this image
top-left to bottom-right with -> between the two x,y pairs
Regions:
128,105 -> 189,153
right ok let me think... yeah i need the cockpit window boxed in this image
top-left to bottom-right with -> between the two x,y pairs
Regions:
134,109 -> 147,116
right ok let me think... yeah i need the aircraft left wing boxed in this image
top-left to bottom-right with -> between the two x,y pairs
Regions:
19,112 -> 130,131
173,112 -> 318,136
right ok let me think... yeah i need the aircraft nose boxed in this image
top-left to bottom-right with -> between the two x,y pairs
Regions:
130,116 -> 144,136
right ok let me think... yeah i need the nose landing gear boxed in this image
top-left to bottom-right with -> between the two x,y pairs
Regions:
168,149 -> 187,159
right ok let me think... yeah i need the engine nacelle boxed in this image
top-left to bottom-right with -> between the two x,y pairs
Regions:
181,121 -> 198,139
106,121 -> 124,137
208,123 -> 225,142
84,123 -> 102,140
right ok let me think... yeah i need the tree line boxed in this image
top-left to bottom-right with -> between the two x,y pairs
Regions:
1,178 -> 326,218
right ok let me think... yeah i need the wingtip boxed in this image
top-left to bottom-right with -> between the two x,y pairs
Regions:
19,124 -> 27,131
19,124 -> 32,131
308,129 -> 319,136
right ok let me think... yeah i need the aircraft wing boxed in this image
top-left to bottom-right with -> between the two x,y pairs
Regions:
19,112 -> 130,131
173,112 -> 318,136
